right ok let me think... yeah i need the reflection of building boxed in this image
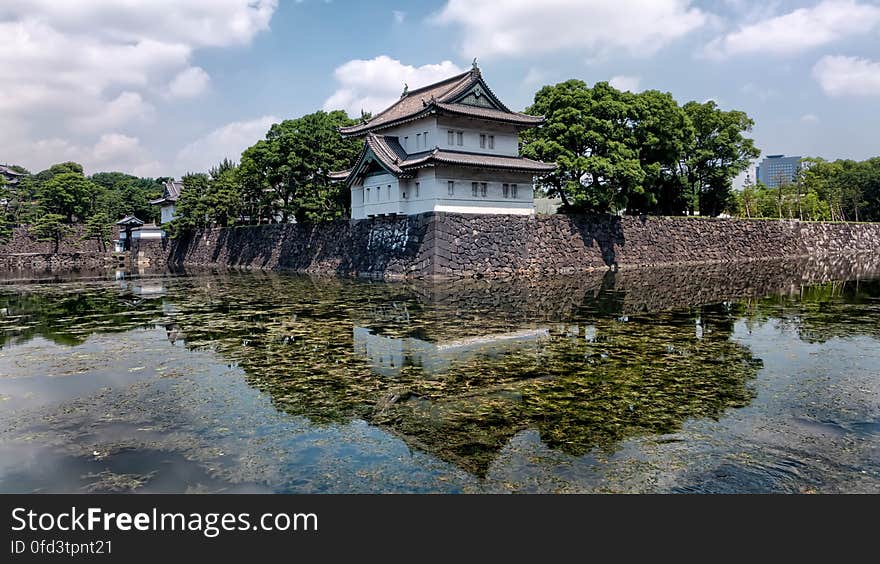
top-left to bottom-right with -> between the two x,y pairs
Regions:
756,154 -> 801,188
150,179 -> 182,224
331,61 -> 555,219
354,326 -> 550,377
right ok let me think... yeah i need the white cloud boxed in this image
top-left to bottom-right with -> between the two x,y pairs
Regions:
1,133 -> 160,176
432,0 -> 708,59
522,68 -> 547,88
609,75 -> 641,92
393,10 -> 406,24
740,83 -> 778,101
801,114 -> 819,123
165,67 -> 211,100
176,115 -> 278,175
70,92 -> 155,132
703,0 -> 880,59
0,1 -> 277,173
323,56 -> 464,116
812,55 -> 880,97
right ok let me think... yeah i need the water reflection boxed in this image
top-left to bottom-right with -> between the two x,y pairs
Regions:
0,255 -> 879,492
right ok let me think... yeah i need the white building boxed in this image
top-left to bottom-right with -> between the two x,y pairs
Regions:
331,63 -> 555,219
150,179 -> 182,224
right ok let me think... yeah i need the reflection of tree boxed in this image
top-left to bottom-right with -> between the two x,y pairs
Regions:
2,263 -> 878,478
743,279 -> 880,343
160,276 -> 762,476
0,288 -> 161,348
375,306 -> 759,475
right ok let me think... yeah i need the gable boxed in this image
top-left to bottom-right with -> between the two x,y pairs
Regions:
454,84 -> 500,109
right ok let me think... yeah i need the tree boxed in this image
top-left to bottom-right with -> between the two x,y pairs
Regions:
168,173 -> 211,233
680,101 -> 760,216
39,172 -> 98,222
522,80 -> 644,213
740,175 -> 758,219
83,212 -> 113,252
90,172 -> 162,223
32,213 -> 71,253
204,161 -> 242,227
238,110 -> 362,223
630,89 -> 693,215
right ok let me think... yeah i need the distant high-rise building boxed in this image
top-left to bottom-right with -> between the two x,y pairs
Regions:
756,155 -> 801,188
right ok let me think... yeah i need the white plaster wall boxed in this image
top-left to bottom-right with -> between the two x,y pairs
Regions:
436,116 -> 520,156
384,117 -> 439,153
160,204 -> 176,224
353,172 -> 401,218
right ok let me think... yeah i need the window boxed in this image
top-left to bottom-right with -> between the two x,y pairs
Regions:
387,185 -> 391,199
502,183 -> 509,198
361,189 -> 365,204
447,180 -> 454,195
416,133 -> 421,148
456,131 -> 463,146
423,131 -> 429,148
415,182 -> 420,197
511,184 -> 518,199
471,182 -> 478,197
479,134 -> 486,148
448,130 -> 454,145
480,182 -> 487,197
366,188 -> 370,202
488,135 -> 495,149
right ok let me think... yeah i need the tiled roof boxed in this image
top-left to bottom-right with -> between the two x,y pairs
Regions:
0,165 -> 25,177
418,149 -> 557,173
433,102 -> 544,125
339,68 -> 543,137
150,180 -> 182,205
330,133 -> 556,183
116,215 -> 145,226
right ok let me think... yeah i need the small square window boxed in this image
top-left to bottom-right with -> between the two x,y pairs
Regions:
488,135 -> 494,149
471,182 -> 478,197
447,180 -> 454,196
479,134 -> 486,148
480,182 -> 487,197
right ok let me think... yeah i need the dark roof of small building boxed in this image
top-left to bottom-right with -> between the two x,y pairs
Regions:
0,165 -> 25,184
150,179 -> 183,205
116,215 -> 145,226
331,133 -> 556,183
0,165 -> 25,177
339,67 -> 544,137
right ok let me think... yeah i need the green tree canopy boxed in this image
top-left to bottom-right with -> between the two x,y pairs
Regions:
39,172 -> 99,222
238,110 -> 362,224
521,80 -> 644,213
522,80 -> 759,216
681,101 -> 760,216
31,213 -> 71,253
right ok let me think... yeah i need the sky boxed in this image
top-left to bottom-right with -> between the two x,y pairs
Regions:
1,0 -> 879,180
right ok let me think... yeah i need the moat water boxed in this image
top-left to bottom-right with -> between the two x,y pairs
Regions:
1,258 -> 879,493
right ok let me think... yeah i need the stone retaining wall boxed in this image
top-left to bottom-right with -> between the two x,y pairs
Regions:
149,213 -> 880,278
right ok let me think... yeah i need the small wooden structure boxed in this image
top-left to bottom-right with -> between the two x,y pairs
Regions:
115,215 -> 144,252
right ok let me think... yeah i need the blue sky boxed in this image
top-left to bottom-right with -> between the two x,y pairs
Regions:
2,0 -> 879,179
